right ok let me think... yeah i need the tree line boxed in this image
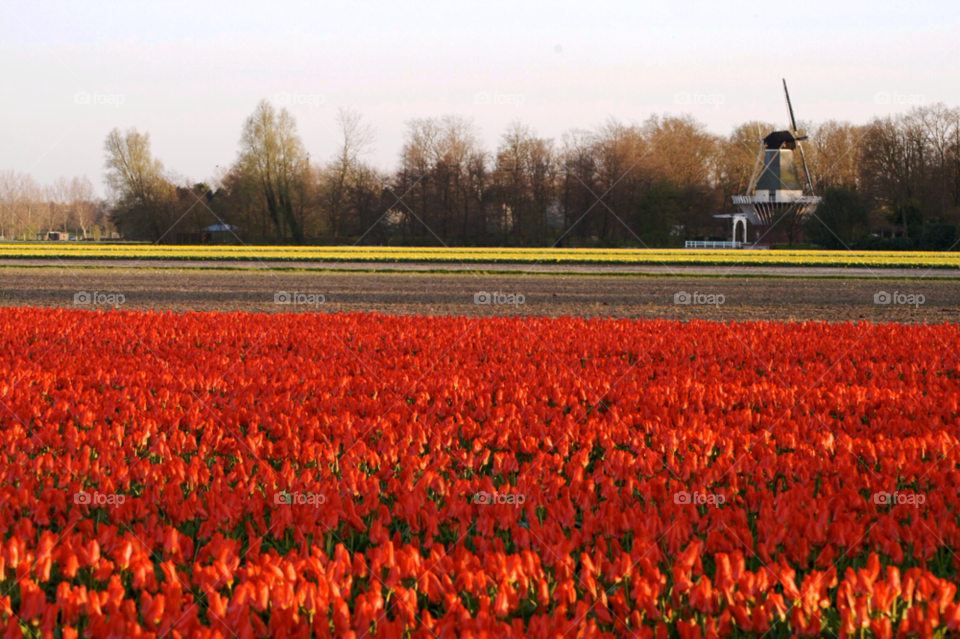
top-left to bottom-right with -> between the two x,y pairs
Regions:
0,173 -> 106,240
4,100 -> 960,249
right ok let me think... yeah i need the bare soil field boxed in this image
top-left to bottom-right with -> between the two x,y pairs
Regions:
1,266 -> 957,323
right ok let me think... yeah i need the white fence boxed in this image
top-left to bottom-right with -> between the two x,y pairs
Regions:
684,241 -> 743,249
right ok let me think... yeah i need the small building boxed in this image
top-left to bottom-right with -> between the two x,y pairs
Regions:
200,223 -> 240,244
42,231 -> 70,241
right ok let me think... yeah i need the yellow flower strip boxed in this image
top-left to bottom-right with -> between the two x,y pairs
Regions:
0,244 -> 957,268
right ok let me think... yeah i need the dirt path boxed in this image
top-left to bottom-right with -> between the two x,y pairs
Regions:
1,267 -> 957,323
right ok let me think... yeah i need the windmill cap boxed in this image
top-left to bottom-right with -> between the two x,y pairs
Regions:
763,130 -> 797,149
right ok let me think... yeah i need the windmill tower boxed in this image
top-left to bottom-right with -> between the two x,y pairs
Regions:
731,80 -> 821,244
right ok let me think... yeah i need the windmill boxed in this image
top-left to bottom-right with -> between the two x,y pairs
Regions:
730,80 -> 821,244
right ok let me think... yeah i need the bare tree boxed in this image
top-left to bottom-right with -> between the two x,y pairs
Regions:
860,115 -> 923,237
0,170 -> 25,239
348,163 -> 388,242
435,115 -> 480,241
322,107 -> 375,238
398,117 -> 442,239
494,120 -> 534,243
593,118 -> 642,242
918,104 -> 960,220
559,129 -> 597,245
103,127 -> 176,240
807,120 -> 863,192
50,177 -> 71,233
238,100 -> 309,241
637,114 -> 719,243
68,176 -> 97,239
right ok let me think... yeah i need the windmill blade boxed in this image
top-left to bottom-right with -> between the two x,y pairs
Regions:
782,80 -> 814,192
746,125 -> 765,193
796,139 -> 815,194
782,79 -> 799,133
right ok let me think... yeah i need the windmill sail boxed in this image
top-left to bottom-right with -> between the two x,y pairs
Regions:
783,79 -> 815,193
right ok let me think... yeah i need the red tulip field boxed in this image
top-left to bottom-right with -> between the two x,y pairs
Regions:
1,307 -> 959,638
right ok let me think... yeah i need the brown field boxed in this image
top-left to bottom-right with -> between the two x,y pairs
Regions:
1,264 -> 957,323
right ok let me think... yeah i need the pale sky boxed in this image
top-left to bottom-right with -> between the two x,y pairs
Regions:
1,0 -> 957,194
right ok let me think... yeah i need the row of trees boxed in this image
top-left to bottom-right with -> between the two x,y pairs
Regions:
104,105 -> 789,246
7,101 -> 960,247
0,172 -> 108,240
